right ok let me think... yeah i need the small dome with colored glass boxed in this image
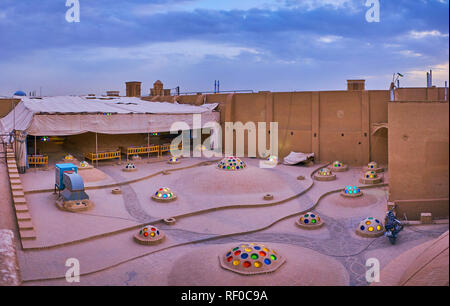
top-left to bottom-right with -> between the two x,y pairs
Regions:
168,156 -> 180,164
333,161 -> 343,167
363,161 -> 384,173
123,162 -> 137,172
80,161 -> 90,168
341,185 -> 363,198
329,160 -> 348,172
356,217 -> 385,238
368,161 -> 378,169
314,167 -> 336,181
365,171 -> 377,179
134,225 -> 165,245
219,243 -> 285,275
217,156 -> 246,171
126,162 -> 136,169
318,168 -> 332,176
296,212 -> 324,229
152,187 -> 177,202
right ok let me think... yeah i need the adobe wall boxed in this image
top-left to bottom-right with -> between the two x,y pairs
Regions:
0,99 -> 20,119
388,101 -> 449,218
177,89 -> 391,165
395,87 -> 448,101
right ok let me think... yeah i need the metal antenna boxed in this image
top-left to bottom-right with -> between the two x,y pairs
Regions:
445,81 -> 448,101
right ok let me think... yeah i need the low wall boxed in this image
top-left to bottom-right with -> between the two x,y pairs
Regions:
395,198 -> 449,220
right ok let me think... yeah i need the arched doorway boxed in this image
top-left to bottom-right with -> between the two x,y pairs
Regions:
371,124 -> 388,165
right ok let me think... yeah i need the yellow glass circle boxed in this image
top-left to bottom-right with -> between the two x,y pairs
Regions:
254,262 -> 262,268
244,248 -> 252,252
377,225 -> 381,231
368,227 -> 374,232
233,260 -> 240,266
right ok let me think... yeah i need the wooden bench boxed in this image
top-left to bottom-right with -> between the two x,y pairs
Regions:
123,145 -> 160,161
84,150 -> 121,163
160,143 -> 182,156
28,155 -> 48,168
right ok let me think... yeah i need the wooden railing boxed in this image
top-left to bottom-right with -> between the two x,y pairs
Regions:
28,155 -> 48,168
160,143 -> 182,155
124,145 -> 160,161
84,150 -> 121,162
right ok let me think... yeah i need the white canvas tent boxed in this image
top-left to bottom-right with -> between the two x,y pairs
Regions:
0,96 -> 220,169
282,152 -> 315,165
0,96 -> 219,136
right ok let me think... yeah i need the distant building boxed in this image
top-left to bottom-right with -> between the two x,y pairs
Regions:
106,91 -> 120,97
126,81 -> 142,97
150,80 -> 171,97
347,80 -> 365,91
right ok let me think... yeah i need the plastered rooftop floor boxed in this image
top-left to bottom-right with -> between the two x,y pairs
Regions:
15,157 -> 448,286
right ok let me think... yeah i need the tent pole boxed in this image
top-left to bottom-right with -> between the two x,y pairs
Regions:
34,136 -> 37,171
95,132 -> 98,168
147,132 -> 150,162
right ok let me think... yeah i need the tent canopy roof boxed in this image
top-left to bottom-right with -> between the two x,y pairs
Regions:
0,96 -> 219,136
15,96 -> 217,115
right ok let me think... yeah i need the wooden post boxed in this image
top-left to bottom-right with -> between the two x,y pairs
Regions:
95,132 -> 98,168
34,135 -> 37,171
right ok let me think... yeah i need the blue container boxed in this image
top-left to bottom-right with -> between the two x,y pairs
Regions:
55,163 -> 78,190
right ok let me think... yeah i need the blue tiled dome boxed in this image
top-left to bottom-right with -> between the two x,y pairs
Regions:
13,91 -> 26,96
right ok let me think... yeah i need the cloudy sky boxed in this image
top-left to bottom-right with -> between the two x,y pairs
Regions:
0,0 -> 448,96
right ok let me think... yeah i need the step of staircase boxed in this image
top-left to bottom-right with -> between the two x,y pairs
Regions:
16,212 -> 32,221
18,220 -> 34,230
14,204 -> 29,213
12,190 -> 24,197
13,197 -> 26,205
11,184 -> 23,191
10,179 -> 22,185
20,230 -> 36,240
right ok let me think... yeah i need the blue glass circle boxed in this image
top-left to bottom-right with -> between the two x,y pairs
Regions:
264,259 -> 271,265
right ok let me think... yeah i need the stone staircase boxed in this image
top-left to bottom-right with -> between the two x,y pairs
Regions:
5,145 -> 36,241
